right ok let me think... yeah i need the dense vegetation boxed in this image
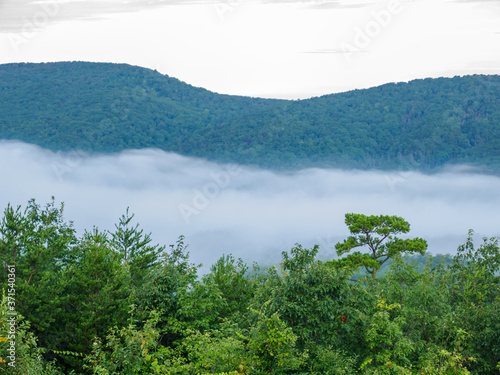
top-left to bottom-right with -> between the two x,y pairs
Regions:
1,62 -> 500,171
1,198 -> 499,374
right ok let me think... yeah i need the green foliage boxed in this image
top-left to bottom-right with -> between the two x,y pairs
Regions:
446,231 -> 500,373
174,273 -> 228,333
110,208 -> 165,288
134,235 -> 199,346
416,329 -> 475,374
173,324 -> 248,374
306,346 -> 357,375
334,214 -> 427,278
1,198 -> 500,374
360,299 -> 414,373
253,245 -> 343,348
0,198 -> 76,352
2,63 -> 500,171
281,245 -> 318,273
242,304 -> 307,374
387,257 -> 454,348
0,292 -> 64,374
172,256 -> 253,334
64,229 -> 131,344
84,309 -> 161,375
253,244 -> 374,365
206,255 -> 254,322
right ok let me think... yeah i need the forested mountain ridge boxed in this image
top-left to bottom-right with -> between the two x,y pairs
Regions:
1,62 -> 499,171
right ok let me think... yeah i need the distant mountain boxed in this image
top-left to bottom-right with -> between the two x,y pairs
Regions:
1,62 -> 499,171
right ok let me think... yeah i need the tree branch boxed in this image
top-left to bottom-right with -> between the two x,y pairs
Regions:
380,256 -> 391,267
27,267 -> 36,286
374,233 -> 390,251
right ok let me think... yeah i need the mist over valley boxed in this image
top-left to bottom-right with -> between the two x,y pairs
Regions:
2,141 -> 498,271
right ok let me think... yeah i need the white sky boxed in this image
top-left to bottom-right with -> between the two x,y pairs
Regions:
1,0 -> 499,99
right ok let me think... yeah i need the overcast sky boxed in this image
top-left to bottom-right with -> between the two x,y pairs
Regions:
1,0 -> 499,98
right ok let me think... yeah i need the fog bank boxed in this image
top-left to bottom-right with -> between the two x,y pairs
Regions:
1,141 -> 499,270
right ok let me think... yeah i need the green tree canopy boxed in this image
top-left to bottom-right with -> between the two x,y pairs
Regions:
333,214 -> 428,278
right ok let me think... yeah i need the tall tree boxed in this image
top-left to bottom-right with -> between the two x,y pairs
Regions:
0,198 -> 76,350
333,213 -> 427,278
60,228 -> 131,370
110,208 -> 165,288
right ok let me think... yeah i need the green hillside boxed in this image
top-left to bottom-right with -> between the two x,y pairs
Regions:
1,62 -> 499,171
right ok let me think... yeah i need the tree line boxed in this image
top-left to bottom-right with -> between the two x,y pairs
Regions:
0,198 -> 499,374
1,62 -> 500,172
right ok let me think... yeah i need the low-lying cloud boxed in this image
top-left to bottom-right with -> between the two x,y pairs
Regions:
1,140 -> 499,271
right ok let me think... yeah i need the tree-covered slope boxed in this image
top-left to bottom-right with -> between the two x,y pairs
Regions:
1,62 -> 499,171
